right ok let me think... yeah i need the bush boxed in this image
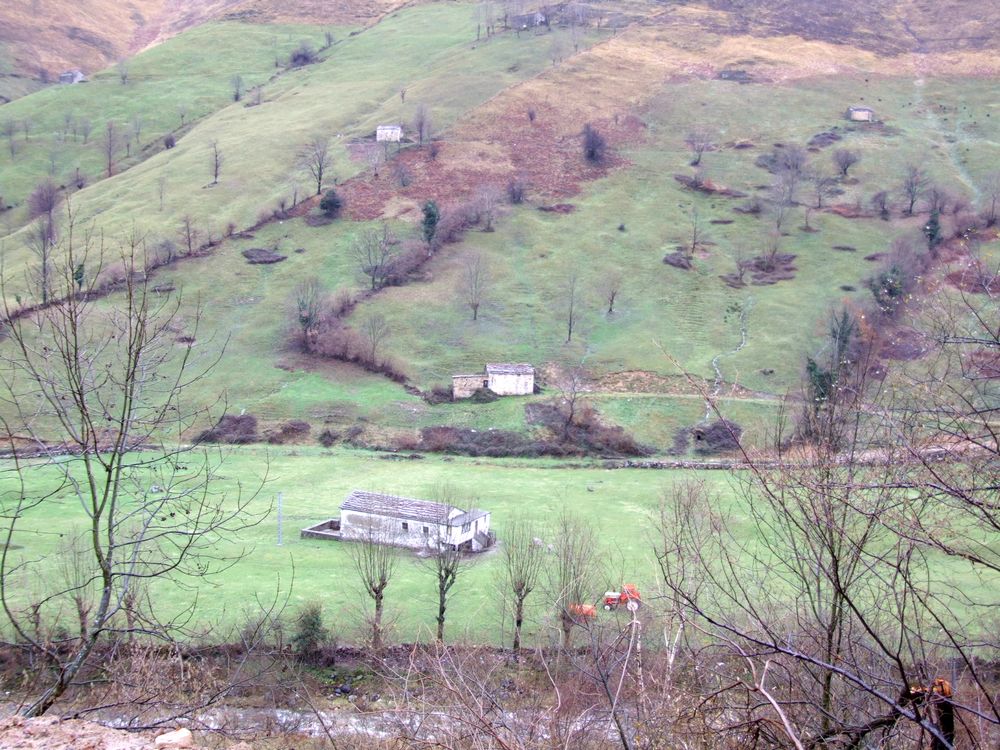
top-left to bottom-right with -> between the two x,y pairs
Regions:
292,603 -> 330,662
582,123 -> 607,164
469,387 -> 498,403
164,134 -> 176,149
318,429 -> 339,447
425,384 -> 453,405
266,420 -> 311,444
691,419 -> 743,455
320,189 -> 343,218
507,180 -> 526,205
197,414 -> 258,444
422,200 -> 439,242
289,42 -> 318,67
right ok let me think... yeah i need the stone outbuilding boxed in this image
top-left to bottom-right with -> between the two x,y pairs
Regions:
301,490 -> 493,552
452,363 -> 535,399
846,106 -> 875,122
59,69 -> 87,84
376,124 -> 403,142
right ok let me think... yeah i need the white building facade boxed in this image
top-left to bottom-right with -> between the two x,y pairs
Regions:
337,490 -> 492,551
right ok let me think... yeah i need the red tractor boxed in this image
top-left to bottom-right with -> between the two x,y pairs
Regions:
603,583 -> 641,612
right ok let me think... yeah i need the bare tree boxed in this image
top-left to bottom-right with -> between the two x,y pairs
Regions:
353,224 -> 395,291
546,510 -> 599,648
685,128 -> 715,167
294,278 -> 326,352
100,121 -> 122,177
299,135 -> 332,196
553,365 -> 587,442
3,119 -> 17,157
230,74 -> 244,102
563,272 -> 581,343
413,103 -> 432,147
348,525 -> 397,651
27,180 -> 60,222
980,171 -> 1000,226
460,251 -> 492,321
178,215 -> 200,255
601,269 -> 622,315
361,312 -> 390,366
900,164 -> 929,215
498,516 -> 543,652
811,171 -> 838,209
156,176 -> 167,212
78,118 -> 93,145
475,186 -> 502,232
683,205 -> 708,257
0,222 -> 266,717
131,114 -> 142,146
209,140 -> 223,185
177,105 -> 188,127
116,60 -> 129,85
833,148 -> 860,177
871,189 -> 891,220
25,218 -> 55,304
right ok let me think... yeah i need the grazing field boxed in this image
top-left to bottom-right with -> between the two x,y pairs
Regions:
0,447 -> 740,644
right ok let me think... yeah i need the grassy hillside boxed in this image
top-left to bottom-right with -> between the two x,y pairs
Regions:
1,0 -> 998,458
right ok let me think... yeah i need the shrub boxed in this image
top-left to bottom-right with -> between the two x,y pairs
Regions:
289,42 -> 318,67
197,414 -> 258,444
691,419 -> 743,455
266,420 -> 311,444
422,200 -> 440,242
469,387 -> 498,403
164,134 -> 176,149
425,384 -> 453,405
320,189 -> 343,218
582,123 -> 607,164
507,180 -> 526,205
318,429 -> 339,447
291,603 -> 330,662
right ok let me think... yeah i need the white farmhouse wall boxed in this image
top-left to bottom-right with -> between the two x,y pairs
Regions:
488,372 -> 533,395
338,509 -> 490,550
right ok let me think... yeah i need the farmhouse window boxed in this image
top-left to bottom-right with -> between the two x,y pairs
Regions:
402,522 -> 408,531
422,526 -> 429,535
462,522 -> 471,533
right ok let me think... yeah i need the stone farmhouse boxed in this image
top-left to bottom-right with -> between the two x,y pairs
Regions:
846,106 -> 875,122
452,363 -> 535,399
301,490 -> 493,552
59,69 -> 87,84
376,124 -> 403,142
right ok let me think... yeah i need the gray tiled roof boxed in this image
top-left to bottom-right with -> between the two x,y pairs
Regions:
451,508 -> 490,527
486,363 -> 534,375
341,490 -> 461,525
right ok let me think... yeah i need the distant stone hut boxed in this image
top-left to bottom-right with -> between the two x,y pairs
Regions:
59,69 -> 87,85
846,106 -> 875,122
452,363 -> 535,399
376,124 -> 403,142
301,490 -> 493,552
510,10 -> 547,29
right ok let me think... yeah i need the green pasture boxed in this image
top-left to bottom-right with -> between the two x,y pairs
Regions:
0,3 -> 597,291
0,22 -> 330,227
0,447 -> 744,645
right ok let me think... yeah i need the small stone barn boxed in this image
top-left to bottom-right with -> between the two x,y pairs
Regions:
302,490 -> 493,552
376,124 -> 403,142
846,106 -> 875,122
59,69 -> 87,84
452,363 -> 535,399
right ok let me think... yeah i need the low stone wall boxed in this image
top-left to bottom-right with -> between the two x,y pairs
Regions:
300,518 -> 342,541
452,374 -> 485,399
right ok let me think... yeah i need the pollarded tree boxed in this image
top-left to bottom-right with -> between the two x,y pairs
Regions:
498,516 -> 543,652
545,509 -> 600,648
685,128 -> 715,167
900,164 -> 929,216
353,224 -> 395,291
0,216 -> 267,717
349,524 -> 397,651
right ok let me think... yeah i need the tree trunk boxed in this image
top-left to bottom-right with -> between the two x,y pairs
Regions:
513,597 -> 524,651
373,594 -> 383,650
